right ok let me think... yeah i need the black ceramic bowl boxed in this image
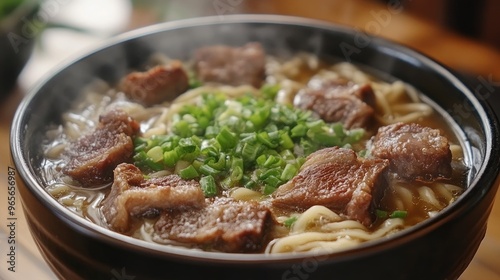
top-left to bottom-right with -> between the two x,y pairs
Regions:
10,15 -> 500,280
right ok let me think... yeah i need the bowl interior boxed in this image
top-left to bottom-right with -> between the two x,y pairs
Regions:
11,15 -> 500,262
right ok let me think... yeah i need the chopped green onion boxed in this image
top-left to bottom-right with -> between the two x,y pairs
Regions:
188,71 -> 202,88
243,176 -> 258,190
256,154 -> 267,166
259,168 -> 282,180
200,175 -> 217,197
249,106 -> 270,128
279,132 -> 294,150
264,175 -> 282,188
206,153 -> 226,170
177,137 -> 197,154
280,149 -> 295,161
390,210 -> 408,219
376,209 -> 408,219
257,131 -> 278,148
163,150 -> 179,168
201,143 -> 219,158
146,146 -> 164,162
260,84 -> 280,100
173,120 -> 192,137
263,184 -> 278,195
178,165 -> 199,180
230,157 -> 244,180
242,142 -> 261,162
133,86 -> 365,196
262,155 -> 279,168
205,126 -> 218,138
198,164 -> 221,176
216,127 -> 238,150
332,123 -> 345,138
280,163 -> 298,181
283,216 -> 298,228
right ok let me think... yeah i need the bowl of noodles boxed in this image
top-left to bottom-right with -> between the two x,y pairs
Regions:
10,15 -> 500,280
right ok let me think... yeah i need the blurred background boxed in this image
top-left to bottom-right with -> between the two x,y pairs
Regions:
0,0 -> 498,279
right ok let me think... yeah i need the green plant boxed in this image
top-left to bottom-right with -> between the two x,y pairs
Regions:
0,0 -> 26,19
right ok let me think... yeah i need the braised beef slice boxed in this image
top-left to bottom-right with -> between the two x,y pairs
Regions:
120,61 -> 189,106
98,108 -> 141,135
102,163 -> 205,233
155,197 -> 274,253
294,77 -> 376,129
62,109 -> 140,186
272,147 -> 389,226
308,76 -> 377,107
193,42 -> 266,88
369,122 -> 452,182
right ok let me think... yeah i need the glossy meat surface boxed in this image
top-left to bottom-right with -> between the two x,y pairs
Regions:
193,42 -> 266,88
370,122 -> 452,182
272,147 -> 389,226
120,61 -> 189,106
102,163 -> 205,233
294,77 -> 376,129
62,109 -> 140,186
155,197 -> 274,253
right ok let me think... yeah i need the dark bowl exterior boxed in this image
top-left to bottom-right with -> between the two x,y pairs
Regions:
11,15 -> 500,280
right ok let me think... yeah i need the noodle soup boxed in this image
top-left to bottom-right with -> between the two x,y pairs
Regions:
40,45 -> 467,254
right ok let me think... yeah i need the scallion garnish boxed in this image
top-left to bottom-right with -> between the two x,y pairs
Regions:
200,175 -> 217,197
178,165 -> 199,180
133,85 -> 365,196
376,209 -> 408,219
390,210 -> 408,219
283,216 -> 298,228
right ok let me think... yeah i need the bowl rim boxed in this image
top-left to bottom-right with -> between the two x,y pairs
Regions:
10,14 -> 500,263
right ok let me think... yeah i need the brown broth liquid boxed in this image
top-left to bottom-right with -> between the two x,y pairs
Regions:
42,56 -> 469,253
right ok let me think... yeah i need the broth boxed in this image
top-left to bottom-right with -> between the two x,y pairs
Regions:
40,49 -> 467,254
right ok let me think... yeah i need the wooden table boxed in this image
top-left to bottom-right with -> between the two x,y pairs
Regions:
1,0 -> 499,279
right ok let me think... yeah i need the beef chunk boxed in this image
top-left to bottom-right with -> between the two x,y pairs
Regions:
193,42 -> 266,88
369,122 -> 452,182
294,77 -> 376,129
308,76 -> 377,107
98,108 -> 141,135
62,109 -> 140,187
272,147 -> 389,226
154,197 -> 274,253
102,163 -> 205,233
120,61 -> 189,106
